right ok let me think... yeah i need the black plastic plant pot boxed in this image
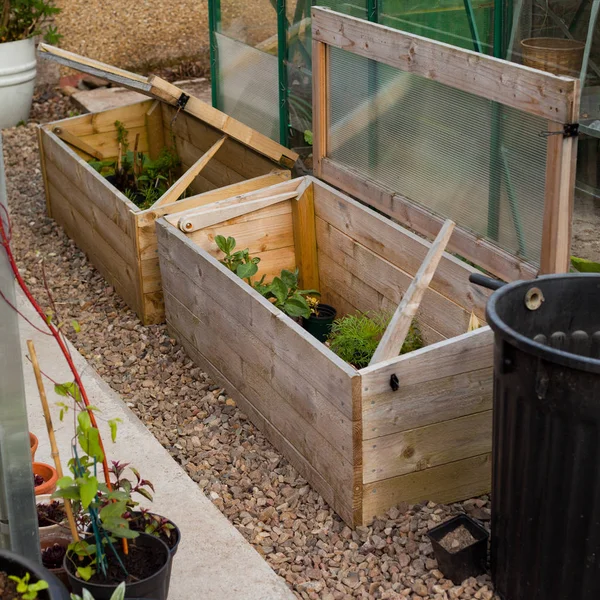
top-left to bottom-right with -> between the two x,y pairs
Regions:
302,304 -> 337,343
128,512 -> 181,597
64,533 -> 170,600
0,548 -> 70,599
427,514 -> 489,585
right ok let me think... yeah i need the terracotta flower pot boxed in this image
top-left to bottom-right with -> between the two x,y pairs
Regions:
41,534 -> 72,590
33,462 -> 58,496
29,432 -> 38,461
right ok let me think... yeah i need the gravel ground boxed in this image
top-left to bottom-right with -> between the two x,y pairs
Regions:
1,94 -> 503,600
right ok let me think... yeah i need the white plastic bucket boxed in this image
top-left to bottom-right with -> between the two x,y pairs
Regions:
0,37 -> 37,129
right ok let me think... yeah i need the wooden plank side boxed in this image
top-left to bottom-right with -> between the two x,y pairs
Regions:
362,366 -> 492,439
316,217 -> 470,339
311,7 -> 579,123
48,182 -> 140,313
145,101 -> 165,160
292,183 -> 320,290
163,282 -> 357,522
59,101 -> 153,137
361,327 -> 494,395
166,319 -> 354,523
165,107 -> 282,179
78,125 -> 148,159
44,160 -> 137,264
314,181 -> 490,319
362,453 -> 492,523
312,39 -> 329,178
161,266 -> 353,460
319,159 -> 539,283
41,130 -> 139,234
134,171 -> 292,261
363,411 -> 492,483
156,219 -> 358,419
318,252 -> 445,345
540,122 -> 578,274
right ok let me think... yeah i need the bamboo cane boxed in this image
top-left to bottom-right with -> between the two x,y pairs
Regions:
27,339 -> 79,543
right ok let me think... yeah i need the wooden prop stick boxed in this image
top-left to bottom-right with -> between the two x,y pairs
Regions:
52,127 -> 105,160
27,340 -> 80,543
369,219 -> 456,365
151,135 -> 228,209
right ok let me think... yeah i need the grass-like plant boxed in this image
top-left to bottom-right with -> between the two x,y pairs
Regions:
328,311 -> 423,368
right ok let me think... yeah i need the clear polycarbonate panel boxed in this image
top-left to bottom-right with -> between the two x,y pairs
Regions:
216,33 -> 279,140
328,47 -> 548,264
380,0 -> 494,54
218,0 -> 278,47
0,135 -> 39,556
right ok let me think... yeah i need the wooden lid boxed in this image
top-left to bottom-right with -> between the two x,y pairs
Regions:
38,44 -> 298,169
311,7 -> 579,282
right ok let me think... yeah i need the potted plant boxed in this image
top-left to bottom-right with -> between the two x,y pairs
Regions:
30,432 -> 38,461
302,296 -> 337,342
40,535 -> 70,589
0,0 -> 62,128
33,462 -> 58,496
37,495 -> 69,541
427,514 -> 489,584
328,311 -> 423,368
0,548 -> 69,599
215,235 -> 319,322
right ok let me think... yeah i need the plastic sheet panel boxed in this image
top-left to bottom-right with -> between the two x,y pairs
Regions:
328,46 -> 548,265
216,33 -> 279,141
218,0 -> 277,46
379,0 -> 494,53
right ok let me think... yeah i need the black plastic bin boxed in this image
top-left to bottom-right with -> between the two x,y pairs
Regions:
486,274 -> 600,600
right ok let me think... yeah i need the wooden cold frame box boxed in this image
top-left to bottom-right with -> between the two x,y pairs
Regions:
157,8 -> 579,526
37,46 -> 297,325
157,176 -> 495,526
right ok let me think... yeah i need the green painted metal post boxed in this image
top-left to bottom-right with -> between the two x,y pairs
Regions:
487,0 -> 505,241
208,0 -> 221,109
277,0 -> 290,147
463,0 -> 484,52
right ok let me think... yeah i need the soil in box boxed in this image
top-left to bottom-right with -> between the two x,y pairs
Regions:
39,84 -> 296,325
157,176 -> 497,526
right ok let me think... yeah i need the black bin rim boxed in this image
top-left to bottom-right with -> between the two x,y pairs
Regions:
486,273 -> 600,375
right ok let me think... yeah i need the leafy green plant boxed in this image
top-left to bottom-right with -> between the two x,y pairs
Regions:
88,122 -> 182,210
0,0 -> 62,44
328,311 -> 423,368
8,572 -> 49,600
571,256 -> 600,273
70,581 -> 125,600
215,235 -> 319,319
215,235 -> 260,282
259,269 -> 319,319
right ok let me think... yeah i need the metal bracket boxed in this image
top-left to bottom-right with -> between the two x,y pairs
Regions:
540,123 -> 579,138
176,93 -> 190,110
389,374 -> 399,391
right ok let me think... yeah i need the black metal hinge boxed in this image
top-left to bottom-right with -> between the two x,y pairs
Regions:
176,93 -> 190,110
540,123 -> 579,138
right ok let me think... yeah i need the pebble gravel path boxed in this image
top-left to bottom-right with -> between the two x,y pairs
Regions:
3,91 -> 499,599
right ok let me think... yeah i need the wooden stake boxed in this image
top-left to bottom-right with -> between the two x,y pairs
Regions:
369,220 -> 456,365
27,340 -> 79,543
151,134 -> 228,209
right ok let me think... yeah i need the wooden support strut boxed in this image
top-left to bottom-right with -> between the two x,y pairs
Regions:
151,135 -> 228,209
52,126 -> 105,160
369,219 -> 456,365
178,190 -> 300,232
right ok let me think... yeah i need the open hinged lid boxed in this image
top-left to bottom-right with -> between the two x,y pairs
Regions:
310,7 -> 581,282
38,44 -> 298,169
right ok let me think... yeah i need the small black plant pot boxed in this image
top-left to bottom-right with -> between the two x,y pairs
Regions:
427,514 -> 489,585
64,533 -> 170,600
128,512 -> 181,596
0,548 -> 70,599
302,304 -> 337,343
